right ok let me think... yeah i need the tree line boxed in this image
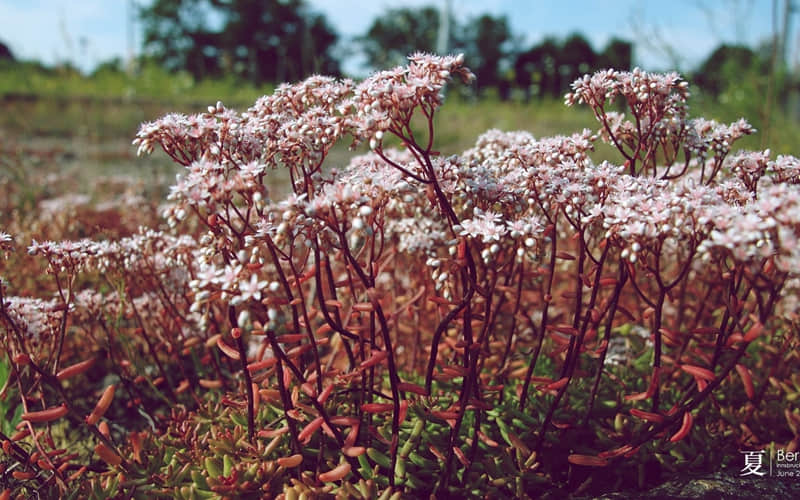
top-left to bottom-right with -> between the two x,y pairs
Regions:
138,0 -> 637,100
0,0 -> 789,104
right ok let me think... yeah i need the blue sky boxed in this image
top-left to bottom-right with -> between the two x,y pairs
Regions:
0,0 -> 791,75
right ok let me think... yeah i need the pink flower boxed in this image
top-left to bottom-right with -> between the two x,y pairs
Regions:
769,155 -> 800,184
234,273 -> 268,305
459,209 -> 506,243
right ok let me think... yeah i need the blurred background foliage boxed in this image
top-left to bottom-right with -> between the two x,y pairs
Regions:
0,0 -> 797,155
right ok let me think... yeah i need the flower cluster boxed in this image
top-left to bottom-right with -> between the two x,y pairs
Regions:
726,149 -> 771,192
566,68 -> 759,182
700,182 -> 800,271
351,53 -> 474,146
768,154 -> 800,184
566,67 -> 689,114
27,238 -> 97,274
60,54 -> 800,413
684,117 -> 756,160
38,193 -> 90,216
133,107 -> 230,160
2,296 -> 63,347
4,55 -> 800,498
0,231 -> 13,253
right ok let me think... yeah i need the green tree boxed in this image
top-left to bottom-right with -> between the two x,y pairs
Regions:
358,6 -> 449,70
559,33 -> 596,89
694,44 -> 763,97
219,0 -> 339,83
139,0 -> 340,83
140,0 -> 224,78
463,14 -> 512,93
0,40 -> 14,61
359,7 -> 515,95
598,38 -> 632,71
219,0 -> 340,82
514,37 -> 560,100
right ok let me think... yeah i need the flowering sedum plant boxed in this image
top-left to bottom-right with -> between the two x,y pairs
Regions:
2,54 -> 800,498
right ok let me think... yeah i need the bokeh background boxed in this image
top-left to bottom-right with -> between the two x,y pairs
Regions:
1,0 -> 798,190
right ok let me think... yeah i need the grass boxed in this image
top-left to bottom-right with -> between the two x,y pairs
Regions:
0,60 -> 271,103
436,94 -> 599,151
1,60 -> 798,179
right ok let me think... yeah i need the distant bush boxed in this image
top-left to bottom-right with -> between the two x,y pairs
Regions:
0,58 -> 271,104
